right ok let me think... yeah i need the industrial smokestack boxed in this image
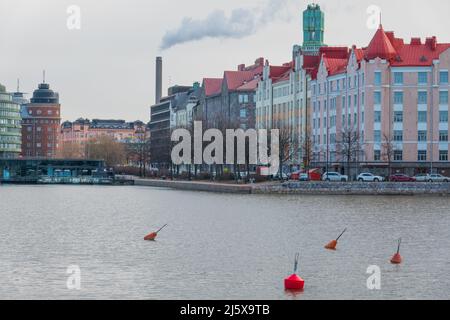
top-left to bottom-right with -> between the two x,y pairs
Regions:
155,56 -> 162,104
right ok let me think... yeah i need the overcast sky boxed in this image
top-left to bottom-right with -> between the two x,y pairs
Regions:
1,0 -> 449,122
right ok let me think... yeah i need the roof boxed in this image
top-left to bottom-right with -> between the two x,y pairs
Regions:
237,77 -> 261,91
323,57 -> 348,76
365,25 -> 450,66
224,66 -> 263,91
203,78 -> 223,96
365,25 -> 398,61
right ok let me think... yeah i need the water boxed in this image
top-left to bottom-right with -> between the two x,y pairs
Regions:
0,185 -> 450,300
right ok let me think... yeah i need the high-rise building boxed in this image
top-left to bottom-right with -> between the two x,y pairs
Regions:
21,81 -> 61,158
0,83 -> 22,158
302,3 -> 326,55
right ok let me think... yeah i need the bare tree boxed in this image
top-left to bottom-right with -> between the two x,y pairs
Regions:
335,126 -> 363,179
85,135 -> 126,167
274,124 -> 298,181
382,133 -> 396,179
300,127 -> 315,174
57,141 -> 84,159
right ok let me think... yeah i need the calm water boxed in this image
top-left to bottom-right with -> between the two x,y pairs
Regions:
0,185 -> 450,300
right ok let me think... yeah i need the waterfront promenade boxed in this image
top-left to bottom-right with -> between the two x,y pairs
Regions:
134,178 -> 450,196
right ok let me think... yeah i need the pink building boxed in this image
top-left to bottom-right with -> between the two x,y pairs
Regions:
60,118 -> 147,157
311,25 -> 450,176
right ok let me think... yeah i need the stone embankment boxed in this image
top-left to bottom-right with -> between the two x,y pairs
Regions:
135,178 -> 450,196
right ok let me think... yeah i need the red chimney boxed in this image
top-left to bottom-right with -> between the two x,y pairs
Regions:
237,64 -> 245,71
426,36 -> 437,51
411,37 -> 422,45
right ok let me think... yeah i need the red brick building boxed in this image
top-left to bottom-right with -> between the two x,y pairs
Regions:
21,82 -> 61,158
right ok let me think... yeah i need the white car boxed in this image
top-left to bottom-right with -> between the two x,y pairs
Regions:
427,174 -> 450,183
357,173 -> 384,182
322,172 -> 348,182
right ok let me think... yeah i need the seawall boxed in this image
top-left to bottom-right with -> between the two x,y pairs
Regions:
135,179 -> 450,196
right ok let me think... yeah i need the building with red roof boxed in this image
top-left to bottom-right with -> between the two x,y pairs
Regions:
199,57 -> 264,130
310,24 -> 450,176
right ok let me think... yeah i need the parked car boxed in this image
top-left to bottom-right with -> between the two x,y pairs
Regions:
322,172 -> 349,182
389,174 -> 416,182
414,173 -> 430,182
299,173 -> 310,181
357,173 -> 384,182
427,174 -> 450,183
289,171 -> 301,180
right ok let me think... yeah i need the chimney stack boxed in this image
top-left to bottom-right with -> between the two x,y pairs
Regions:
155,56 -> 162,104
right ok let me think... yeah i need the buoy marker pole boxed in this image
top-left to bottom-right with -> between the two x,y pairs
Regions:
293,252 -> 299,274
336,228 -> 347,241
156,224 -> 168,234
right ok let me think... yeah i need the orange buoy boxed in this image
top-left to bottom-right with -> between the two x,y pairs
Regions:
325,228 -> 347,250
144,224 -> 168,241
390,238 -> 403,264
284,253 -> 305,290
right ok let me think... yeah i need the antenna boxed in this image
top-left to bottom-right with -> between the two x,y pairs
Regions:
17,78 -> 20,92
43,70 -> 46,83
379,11 -> 382,27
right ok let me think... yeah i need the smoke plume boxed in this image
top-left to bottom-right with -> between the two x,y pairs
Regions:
160,0 -> 295,50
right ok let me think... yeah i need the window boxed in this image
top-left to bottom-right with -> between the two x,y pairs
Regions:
440,130 -> 449,142
394,92 -> 403,104
418,130 -> 427,142
394,130 -> 403,142
418,91 -> 428,104
440,91 -> 449,104
440,71 -> 449,84
394,111 -> 403,122
394,150 -> 403,161
440,150 -> 448,162
240,109 -> 247,118
362,92 -> 365,106
374,91 -> 381,104
374,111 -> 381,123
440,111 -> 448,123
394,72 -> 403,85
418,111 -> 427,123
418,72 -> 428,85
374,72 -> 381,86
374,150 -> 381,161
239,94 -> 249,104
374,130 -> 381,143
418,150 -> 427,161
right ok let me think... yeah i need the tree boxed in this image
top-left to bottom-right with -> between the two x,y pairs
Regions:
57,141 -> 84,159
125,136 -> 151,177
275,125 -> 298,180
336,126 -> 363,179
382,133 -> 396,178
85,135 -> 126,167
300,127 -> 315,173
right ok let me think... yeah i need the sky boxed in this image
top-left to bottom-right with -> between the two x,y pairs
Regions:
1,0 -> 450,122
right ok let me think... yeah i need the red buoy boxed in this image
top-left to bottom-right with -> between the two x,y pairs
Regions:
284,253 -> 305,291
390,238 -> 403,264
284,274 -> 305,290
144,224 -> 168,241
325,228 -> 347,250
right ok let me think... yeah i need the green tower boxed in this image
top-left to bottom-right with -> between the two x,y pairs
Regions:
302,3 -> 325,55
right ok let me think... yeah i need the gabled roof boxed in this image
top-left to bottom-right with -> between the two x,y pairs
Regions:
237,77 -> 261,91
224,65 -> 263,91
391,41 -> 450,67
203,78 -> 222,96
365,25 -> 398,61
322,57 -> 348,76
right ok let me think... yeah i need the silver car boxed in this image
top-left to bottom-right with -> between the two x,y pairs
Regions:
322,172 -> 349,182
427,174 -> 450,183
